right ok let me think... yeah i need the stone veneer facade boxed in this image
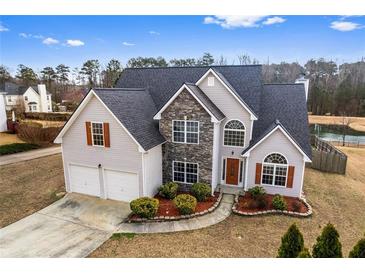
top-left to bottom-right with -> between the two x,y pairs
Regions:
159,88 -> 214,190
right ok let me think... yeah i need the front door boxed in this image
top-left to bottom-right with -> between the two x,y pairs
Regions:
226,158 -> 239,185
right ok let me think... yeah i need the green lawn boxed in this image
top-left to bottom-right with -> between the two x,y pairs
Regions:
0,143 -> 40,155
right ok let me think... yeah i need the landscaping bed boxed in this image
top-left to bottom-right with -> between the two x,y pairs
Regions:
232,193 -> 312,217
128,191 -> 222,222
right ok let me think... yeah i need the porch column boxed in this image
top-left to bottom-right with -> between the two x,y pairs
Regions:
211,120 -> 221,194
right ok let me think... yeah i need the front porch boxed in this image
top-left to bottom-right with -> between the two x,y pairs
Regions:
216,184 -> 244,195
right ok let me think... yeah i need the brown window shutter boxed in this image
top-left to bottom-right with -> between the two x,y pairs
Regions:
103,122 -> 110,148
85,121 -> 92,146
287,166 -> 295,188
255,163 -> 262,184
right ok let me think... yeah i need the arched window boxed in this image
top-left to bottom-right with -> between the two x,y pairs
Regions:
223,120 -> 245,147
261,153 -> 288,187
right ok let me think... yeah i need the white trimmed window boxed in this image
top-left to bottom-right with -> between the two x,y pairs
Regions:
208,76 -> 215,86
172,120 -> 199,144
173,161 -> 198,184
91,122 -> 104,146
223,120 -> 245,147
24,96 -> 28,101
261,153 -> 288,187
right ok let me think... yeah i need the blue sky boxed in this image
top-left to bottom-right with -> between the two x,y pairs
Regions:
0,15 -> 365,75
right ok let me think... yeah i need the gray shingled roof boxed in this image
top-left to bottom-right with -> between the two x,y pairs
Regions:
116,65 -> 262,115
0,82 -> 51,95
244,84 -> 312,158
184,83 -> 225,121
0,82 -> 27,95
93,88 -> 165,151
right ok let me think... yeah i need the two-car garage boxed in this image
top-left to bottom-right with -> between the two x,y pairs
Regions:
68,164 -> 139,202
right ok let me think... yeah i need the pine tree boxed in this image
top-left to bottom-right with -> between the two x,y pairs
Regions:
277,223 -> 304,258
349,238 -> 365,258
297,248 -> 311,258
312,223 -> 342,258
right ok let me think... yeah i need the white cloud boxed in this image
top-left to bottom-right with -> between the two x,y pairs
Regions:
66,39 -> 85,47
33,34 -> 44,39
203,16 -> 266,29
19,32 -> 30,38
42,37 -> 59,45
149,30 -> 160,35
19,33 -> 44,39
330,21 -> 363,31
122,41 -> 135,46
0,23 -> 9,32
262,16 -> 286,25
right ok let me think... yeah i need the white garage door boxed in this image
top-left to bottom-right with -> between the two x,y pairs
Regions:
69,164 -> 100,197
104,169 -> 139,202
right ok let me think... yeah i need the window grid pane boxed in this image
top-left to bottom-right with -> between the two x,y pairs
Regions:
173,161 -> 198,184
262,164 -> 274,185
224,130 -> 245,147
92,123 -> 104,146
172,120 -> 199,144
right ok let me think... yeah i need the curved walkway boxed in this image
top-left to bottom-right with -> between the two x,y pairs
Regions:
117,194 -> 234,234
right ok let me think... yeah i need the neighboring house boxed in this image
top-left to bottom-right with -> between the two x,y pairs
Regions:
0,82 -> 53,113
55,65 -> 311,202
0,91 -> 7,132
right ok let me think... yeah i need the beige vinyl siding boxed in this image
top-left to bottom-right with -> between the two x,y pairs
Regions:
198,72 -> 253,184
143,144 -> 163,196
246,129 -> 305,197
61,95 -> 144,196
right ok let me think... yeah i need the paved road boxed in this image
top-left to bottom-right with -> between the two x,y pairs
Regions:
0,193 -> 131,258
0,146 -> 61,166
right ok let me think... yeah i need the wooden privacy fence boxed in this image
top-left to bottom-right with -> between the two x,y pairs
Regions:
310,135 -> 347,174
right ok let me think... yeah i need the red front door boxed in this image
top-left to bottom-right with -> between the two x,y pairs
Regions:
226,158 -> 239,185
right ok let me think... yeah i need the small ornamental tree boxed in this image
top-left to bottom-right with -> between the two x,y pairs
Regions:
312,223 -> 343,258
277,223 -> 304,258
297,248 -> 312,258
349,237 -> 365,258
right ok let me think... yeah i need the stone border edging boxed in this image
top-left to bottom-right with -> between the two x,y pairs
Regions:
128,192 -> 223,223
232,194 -> 313,217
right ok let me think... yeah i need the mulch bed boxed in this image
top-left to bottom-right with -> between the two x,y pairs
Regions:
236,193 -> 308,214
129,192 -> 219,221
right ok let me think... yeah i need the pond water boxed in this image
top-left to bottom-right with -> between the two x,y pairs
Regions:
310,124 -> 365,145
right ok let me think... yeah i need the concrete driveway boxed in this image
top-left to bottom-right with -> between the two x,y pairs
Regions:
0,193 -> 130,257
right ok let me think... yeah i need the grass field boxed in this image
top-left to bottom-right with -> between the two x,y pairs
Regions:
308,115 -> 365,132
0,132 -> 25,146
90,146 -> 365,258
0,154 -> 65,228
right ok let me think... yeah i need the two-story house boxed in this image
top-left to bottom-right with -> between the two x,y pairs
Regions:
0,82 -> 53,113
55,65 -> 311,202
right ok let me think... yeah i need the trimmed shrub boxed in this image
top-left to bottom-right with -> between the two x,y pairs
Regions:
277,223 -> 304,258
247,196 -> 267,209
349,238 -> 365,258
312,223 -> 342,258
191,183 -> 211,202
247,186 -> 266,200
173,194 -> 197,215
130,197 -> 159,219
272,194 -> 287,211
16,123 -> 61,146
24,112 -> 71,121
158,182 -> 179,199
297,248 -> 312,258
292,200 -> 302,212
